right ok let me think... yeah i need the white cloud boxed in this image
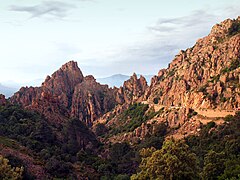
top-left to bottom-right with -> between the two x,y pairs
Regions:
9,1 -> 76,19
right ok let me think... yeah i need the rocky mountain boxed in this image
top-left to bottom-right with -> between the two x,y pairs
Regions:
9,17 -> 240,137
1,16 -> 240,180
140,16 -> 240,137
145,17 -> 240,110
10,61 -> 148,126
98,16 -> 240,142
115,73 -> 148,104
97,74 -> 130,87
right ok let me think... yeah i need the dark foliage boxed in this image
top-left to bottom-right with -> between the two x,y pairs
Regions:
0,104 -> 99,178
110,103 -> 159,135
228,20 -> 240,36
186,112 -> 240,179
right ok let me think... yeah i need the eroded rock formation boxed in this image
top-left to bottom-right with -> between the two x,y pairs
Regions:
0,94 -> 6,106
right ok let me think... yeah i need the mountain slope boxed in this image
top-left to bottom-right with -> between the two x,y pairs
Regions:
140,16 -> 240,137
10,61 -> 148,126
100,16 -> 240,142
10,61 -> 114,125
0,104 -> 99,179
145,17 -> 240,110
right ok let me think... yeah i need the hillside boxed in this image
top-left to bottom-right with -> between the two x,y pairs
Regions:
99,16 -> 240,142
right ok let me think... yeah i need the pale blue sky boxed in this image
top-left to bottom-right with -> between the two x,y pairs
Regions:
0,0 -> 239,84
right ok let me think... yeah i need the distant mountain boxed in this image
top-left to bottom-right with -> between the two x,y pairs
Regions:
97,74 -> 130,87
97,74 -> 153,87
0,78 -> 44,97
3,78 -> 44,88
0,83 -> 17,98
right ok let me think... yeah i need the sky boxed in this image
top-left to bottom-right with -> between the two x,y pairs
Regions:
0,0 -> 239,85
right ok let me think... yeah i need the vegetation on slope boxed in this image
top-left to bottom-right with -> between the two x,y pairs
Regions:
132,112 -> 240,180
109,103 -> 159,135
0,104 -> 99,179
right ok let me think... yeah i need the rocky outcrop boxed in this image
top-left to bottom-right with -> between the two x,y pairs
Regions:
9,17 -> 240,143
133,17 -> 240,139
116,73 -> 148,104
99,17 -> 240,143
71,75 -> 116,126
10,61 -> 117,125
42,61 -> 84,108
145,17 -> 240,111
10,61 -> 148,126
0,94 -> 6,106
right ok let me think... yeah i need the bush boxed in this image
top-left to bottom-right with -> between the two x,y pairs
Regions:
206,121 -> 216,129
186,112 -> 240,179
111,103 -> 150,134
198,85 -> 207,92
153,97 -> 159,104
114,174 -> 130,180
224,115 -> 234,121
229,58 -> 240,71
228,20 -> 240,36
45,157 -> 72,178
187,108 -> 198,119
132,140 -> 199,180
0,155 -> 23,180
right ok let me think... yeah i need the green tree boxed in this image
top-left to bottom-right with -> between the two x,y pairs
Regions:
0,155 -> 23,180
202,150 -> 226,180
131,140 -> 199,180
218,156 -> 240,180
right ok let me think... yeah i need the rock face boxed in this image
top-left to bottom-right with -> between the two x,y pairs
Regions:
10,61 -> 148,126
42,61 -> 84,108
9,17 -> 240,142
0,94 -> 6,106
145,17 -> 240,110
10,61 -> 116,126
136,17 -> 240,138
116,73 -> 148,104
71,75 -> 117,125
99,16 -> 240,143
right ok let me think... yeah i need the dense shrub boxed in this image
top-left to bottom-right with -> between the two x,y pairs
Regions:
228,20 -> 240,36
186,112 -> 240,179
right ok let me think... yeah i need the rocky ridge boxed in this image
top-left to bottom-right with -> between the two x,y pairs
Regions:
116,73 -> 148,104
145,17 -> 240,110
8,17 -> 240,142
100,16 -> 240,142
10,61 -> 148,126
